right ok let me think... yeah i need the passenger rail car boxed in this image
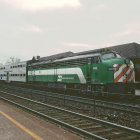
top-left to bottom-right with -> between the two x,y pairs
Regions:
28,51 -> 135,95
0,61 -> 27,83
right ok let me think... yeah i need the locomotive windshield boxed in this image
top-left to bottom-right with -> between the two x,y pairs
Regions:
101,52 -> 119,60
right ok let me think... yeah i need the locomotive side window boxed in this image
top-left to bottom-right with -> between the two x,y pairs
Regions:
102,53 -> 116,60
116,53 -> 121,58
92,57 -> 100,63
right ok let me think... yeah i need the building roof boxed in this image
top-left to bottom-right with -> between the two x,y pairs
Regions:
29,43 -> 140,66
75,43 -> 140,59
108,43 -> 140,59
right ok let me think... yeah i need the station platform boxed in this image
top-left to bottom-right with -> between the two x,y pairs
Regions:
0,100 -> 83,140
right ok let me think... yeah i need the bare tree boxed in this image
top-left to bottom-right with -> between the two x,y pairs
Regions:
5,56 -> 21,64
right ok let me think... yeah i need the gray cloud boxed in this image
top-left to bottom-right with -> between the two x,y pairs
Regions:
1,0 -> 81,11
0,0 -> 140,63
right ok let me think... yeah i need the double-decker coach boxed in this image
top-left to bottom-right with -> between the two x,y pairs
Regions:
0,61 -> 27,83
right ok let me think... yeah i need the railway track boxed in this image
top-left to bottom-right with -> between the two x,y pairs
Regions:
0,92 -> 140,140
0,85 -> 140,116
1,82 -> 140,100
0,84 -> 140,130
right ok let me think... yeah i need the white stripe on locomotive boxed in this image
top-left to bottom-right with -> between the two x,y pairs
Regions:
28,68 -> 86,84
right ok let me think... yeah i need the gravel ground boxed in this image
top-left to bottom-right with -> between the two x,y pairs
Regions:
46,101 -> 140,130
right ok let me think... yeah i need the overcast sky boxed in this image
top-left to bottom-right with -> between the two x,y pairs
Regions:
0,0 -> 140,63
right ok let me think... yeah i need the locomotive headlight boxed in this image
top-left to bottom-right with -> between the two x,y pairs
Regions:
108,67 -> 119,71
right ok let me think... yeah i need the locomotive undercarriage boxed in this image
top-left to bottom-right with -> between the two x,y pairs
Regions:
28,81 -> 135,97
107,83 -> 135,95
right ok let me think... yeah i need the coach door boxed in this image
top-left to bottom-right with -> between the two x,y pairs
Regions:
6,72 -> 9,83
87,58 -> 92,84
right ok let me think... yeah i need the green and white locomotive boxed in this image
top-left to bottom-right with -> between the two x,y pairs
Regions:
28,51 -> 135,95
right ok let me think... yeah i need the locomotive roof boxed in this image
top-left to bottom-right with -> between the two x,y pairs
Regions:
38,51 -> 74,62
55,53 -> 101,62
30,53 -> 101,66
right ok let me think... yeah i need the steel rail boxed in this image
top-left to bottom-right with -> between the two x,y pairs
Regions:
1,84 -> 140,109
0,96 -> 107,140
0,87 -> 140,116
0,91 -> 140,137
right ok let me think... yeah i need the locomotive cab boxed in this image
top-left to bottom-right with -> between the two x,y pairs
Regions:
100,51 -> 135,95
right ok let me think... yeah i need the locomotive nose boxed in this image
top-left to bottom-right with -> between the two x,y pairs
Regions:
114,63 -> 135,83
